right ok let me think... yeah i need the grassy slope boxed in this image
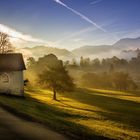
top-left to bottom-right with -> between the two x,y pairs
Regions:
0,88 -> 140,140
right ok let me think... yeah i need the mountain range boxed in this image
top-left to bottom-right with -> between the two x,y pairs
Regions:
19,36 -> 140,60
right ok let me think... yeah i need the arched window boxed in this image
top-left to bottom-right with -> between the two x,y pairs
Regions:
0,73 -> 9,83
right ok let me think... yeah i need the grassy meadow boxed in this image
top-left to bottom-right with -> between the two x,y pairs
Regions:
0,88 -> 140,140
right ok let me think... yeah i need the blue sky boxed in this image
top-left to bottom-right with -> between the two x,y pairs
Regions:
0,0 -> 140,50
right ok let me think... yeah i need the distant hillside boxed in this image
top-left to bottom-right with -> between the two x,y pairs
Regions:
19,37 -> 140,60
72,37 -> 140,59
113,37 -> 140,49
72,45 -> 112,56
19,46 -> 74,60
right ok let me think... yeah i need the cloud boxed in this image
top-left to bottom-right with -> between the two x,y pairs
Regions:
54,0 -> 106,32
0,24 -> 47,44
72,38 -> 83,42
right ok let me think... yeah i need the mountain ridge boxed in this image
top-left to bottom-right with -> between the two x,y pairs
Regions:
19,36 -> 140,60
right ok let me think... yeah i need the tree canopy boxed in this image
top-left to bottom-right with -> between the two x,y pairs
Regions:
26,54 -> 74,100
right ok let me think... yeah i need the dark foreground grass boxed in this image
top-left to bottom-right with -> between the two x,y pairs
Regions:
0,91 -> 110,140
0,88 -> 140,140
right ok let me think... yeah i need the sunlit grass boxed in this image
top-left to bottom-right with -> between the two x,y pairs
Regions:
0,87 -> 140,140
88,88 -> 140,103
24,88 -> 140,139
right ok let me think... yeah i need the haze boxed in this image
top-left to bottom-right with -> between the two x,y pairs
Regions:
0,0 -> 140,50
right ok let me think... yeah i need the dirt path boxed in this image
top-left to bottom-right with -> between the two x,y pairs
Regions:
0,107 -> 68,140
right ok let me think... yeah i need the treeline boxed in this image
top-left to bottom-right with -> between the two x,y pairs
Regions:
64,53 -> 140,91
65,53 -> 140,73
81,72 -> 137,90
25,53 -> 140,92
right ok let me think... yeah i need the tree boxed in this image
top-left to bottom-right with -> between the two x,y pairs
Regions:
109,64 -> 114,73
81,72 -> 112,89
80,56 -> 91,68
0,32 -> 14,53
80,56 -> 84,67
91,58 -> 100,69
84,58 -> 91,67
71,58 -> 77,66
112,72 -> 135,91
38,61 -> 74,100
26,57 -> 36,68
64,60 -> 70,67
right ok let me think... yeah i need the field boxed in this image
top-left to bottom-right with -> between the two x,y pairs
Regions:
0,88 -> 140,140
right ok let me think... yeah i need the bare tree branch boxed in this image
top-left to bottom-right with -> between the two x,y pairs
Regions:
0,32 -> 14,53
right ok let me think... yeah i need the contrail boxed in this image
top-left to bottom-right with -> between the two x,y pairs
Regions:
55,26 -> 97,44
90,0 -> 103,5
54,0 -> 106,32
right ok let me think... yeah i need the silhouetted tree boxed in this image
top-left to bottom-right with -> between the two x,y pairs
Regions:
112,72 -> 135,91
91,58 -> 100,69
64,60 -> 70,67
109,64 -> 114,73
80,56 -> 84,67
71,58 -> 78,67
38,58 -> 74,100
26,57 -> 36,68
0,32 -> 14,53
84,58 -> 91,67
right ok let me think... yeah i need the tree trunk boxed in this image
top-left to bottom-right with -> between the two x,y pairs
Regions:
53,89 -> 57,100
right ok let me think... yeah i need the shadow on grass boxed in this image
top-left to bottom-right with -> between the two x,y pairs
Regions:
0,93 -> 112,140
27,88 -> 140,129
0,93 -> 25,99
64,88 -> 140,129
57,100 -> 104,119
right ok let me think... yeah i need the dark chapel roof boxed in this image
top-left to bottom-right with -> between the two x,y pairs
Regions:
0,53 -> 26,71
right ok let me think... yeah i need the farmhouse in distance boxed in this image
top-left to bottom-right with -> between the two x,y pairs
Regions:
0,53 -> 26,96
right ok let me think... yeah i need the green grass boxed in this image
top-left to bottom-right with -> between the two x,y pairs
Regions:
0,87 -> 140,140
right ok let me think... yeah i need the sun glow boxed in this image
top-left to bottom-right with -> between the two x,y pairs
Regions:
0,24 -> 46,43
